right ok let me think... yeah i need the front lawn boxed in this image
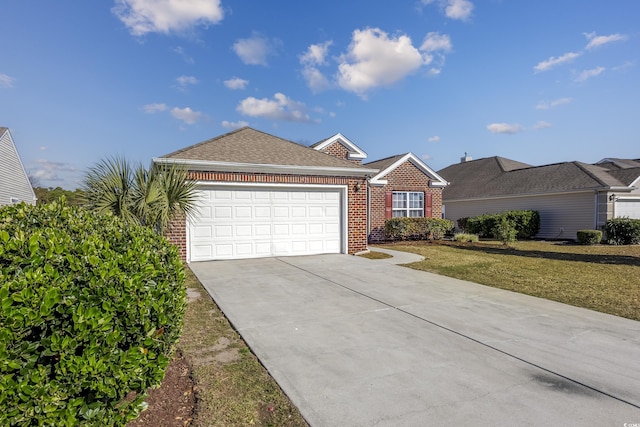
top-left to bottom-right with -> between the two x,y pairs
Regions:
374,240 -> 640,321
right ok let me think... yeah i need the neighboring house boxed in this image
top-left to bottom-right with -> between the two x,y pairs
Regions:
155,127 -> 446,261
438,155 -> 640,240
0,127 -> 36,206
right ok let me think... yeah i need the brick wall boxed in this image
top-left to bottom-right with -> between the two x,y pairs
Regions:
317,141 -> 362,165
368,161 -> 443,242
166,170 -> 368,260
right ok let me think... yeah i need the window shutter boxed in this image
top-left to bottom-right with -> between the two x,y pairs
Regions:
385,191 -> 393,219
424,192 -> 432,217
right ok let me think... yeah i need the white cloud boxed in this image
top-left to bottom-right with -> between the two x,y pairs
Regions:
173,46 -> 194,63
224,77 -> 249,90
420,32 -> 452,53
535,97 -> 572,110
221,120 -> 249,129
171,106 -> 204,124
574,66 -> 605,82
427,135 -> 440,142
0,73 -> 15,88
533,121 -> 552,130
421,154 -> 433,161
487,123 -> 523,134
32,159 -> 77,181
176,75 -> 198,87
534,51 -> 581,73
39,146 -> 47,151
143,103 -> 168,113
421,0 -> 473,21
233,34 -> 278,66
112,0 -> 224,36
584,32 -> 628,50
237,93 -> 316,123
300,41 -> 334,93
336,28 -> 431,97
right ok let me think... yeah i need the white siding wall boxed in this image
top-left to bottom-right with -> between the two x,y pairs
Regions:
445,191 -> 596,240
0,130 -> 36,206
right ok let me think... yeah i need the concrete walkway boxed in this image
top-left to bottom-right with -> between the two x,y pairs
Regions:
190,254 -> 640,427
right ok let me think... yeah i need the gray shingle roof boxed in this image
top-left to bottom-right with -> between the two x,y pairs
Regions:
438,156 -> 639,200
160,127 -> 369,170
363,154 -> 406,172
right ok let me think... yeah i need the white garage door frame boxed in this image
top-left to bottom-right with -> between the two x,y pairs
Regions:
186,181 -> 349,262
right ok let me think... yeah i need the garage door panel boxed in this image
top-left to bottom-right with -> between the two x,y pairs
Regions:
189,187 -> 343,261
616,200 -> 640,219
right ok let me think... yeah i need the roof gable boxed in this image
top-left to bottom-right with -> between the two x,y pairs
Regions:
311,133 -> 368,160
0,127 -> 37,205
365,153 -> 448,187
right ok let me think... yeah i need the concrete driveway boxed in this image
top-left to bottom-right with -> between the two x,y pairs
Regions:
190,253 -> 640,427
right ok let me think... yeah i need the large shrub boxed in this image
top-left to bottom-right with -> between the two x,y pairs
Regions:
0,201 -> 186,426
604,218 -> 640,245
465,210 -> 540,239
384,217 -> 454,241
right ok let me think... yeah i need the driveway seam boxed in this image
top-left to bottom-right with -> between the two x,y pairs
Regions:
277,257 -> 640,411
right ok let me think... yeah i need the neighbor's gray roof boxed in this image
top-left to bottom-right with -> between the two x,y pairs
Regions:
160,127 -> 369,170
438,156 -> 639,200
0,127 -> 7,135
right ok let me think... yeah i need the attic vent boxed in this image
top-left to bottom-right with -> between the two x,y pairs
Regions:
460,152 -> 472,163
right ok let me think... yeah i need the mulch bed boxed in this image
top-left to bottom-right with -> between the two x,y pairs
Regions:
127,354 -> 196,427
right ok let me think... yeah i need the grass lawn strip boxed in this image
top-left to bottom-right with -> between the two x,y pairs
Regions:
375,241 -> 640,321
178,268 -> 308,427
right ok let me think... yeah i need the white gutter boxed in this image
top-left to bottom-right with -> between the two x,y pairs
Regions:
153,157 -> 378,177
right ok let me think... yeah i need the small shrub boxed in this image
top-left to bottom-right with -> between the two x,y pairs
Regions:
385,217 -> 454,241
604,218 -> 640,245
493,217 -> 517,245
457,217 -> 470,232
453,233 -> 479,243
576,230 -> 603,245
0,201 -> 186,426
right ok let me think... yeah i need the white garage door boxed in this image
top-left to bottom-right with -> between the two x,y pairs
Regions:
615,198 -> 640,219
189,187 -> 343,261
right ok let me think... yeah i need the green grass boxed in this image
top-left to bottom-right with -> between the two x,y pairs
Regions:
357,250 -> 393,260
178,268 -> 308,427
374,240 -> 640,321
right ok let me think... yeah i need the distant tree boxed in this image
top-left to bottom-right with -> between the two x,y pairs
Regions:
33,186 -> 84,206
81,157 -> 197,233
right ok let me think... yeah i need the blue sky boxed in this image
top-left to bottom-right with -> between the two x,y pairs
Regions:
2,0 -> 638,189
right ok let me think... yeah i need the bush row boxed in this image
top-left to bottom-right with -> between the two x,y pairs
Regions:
384,217 -> 454,241
604,218 -> 640,245
0,201 -> 186,426
458,210 -> 540,239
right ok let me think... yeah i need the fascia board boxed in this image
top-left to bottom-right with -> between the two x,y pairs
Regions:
153,157 -> 378,177
370,153 -> 449,186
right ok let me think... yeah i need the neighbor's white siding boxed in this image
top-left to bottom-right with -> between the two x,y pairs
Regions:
445,191 -> 596,240
0,129 -> 36,206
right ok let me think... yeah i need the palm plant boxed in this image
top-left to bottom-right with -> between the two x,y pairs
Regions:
81,157 -> 197,234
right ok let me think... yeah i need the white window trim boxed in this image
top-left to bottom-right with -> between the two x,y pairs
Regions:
392,191 -> 424,218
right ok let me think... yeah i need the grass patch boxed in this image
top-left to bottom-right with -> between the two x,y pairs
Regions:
179,268 -> 308,427
375,241 -> 640,321
358,251 -> 393,260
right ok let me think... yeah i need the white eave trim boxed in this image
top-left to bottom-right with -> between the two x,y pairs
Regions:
369,153 -> 449,187
445,187 -> 631,203
153,157 -> 378,177
312,133 -> 368,160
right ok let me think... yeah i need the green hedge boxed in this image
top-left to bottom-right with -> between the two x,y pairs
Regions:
604,218 -> 640,245
576,230 -> 603,245
0,201 -> 186,426
464,210 -> 540,239
384,217 -> 454,241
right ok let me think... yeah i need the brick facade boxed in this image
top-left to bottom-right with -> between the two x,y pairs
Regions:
166,170 -> 368,261
368,162 -> 443,242
316,141 -> 363,165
